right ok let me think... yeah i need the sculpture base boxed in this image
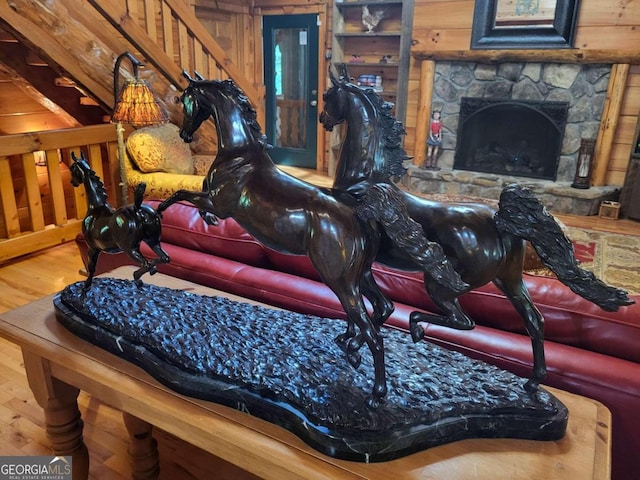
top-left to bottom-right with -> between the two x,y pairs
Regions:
54,278 -> 567,462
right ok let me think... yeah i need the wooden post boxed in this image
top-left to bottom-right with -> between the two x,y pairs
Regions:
414,60 -> 435,166
22,351 -> 90,480
592,63 -> 630,186
123,413 -> 160,480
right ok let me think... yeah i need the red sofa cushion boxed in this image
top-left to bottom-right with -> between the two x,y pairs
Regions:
371,262 -> 640,364
147,200 -> 270,268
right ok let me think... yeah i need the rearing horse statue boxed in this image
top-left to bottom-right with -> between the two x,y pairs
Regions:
320,70 -> 634,393
157,73 -> 397,408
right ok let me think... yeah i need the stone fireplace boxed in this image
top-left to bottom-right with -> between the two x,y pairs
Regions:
454,97 -> 569,181
401,61 -> 620,215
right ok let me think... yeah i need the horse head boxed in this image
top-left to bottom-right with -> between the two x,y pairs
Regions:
69,151 -> 90,187
69,150 -> 110,206
321,66 -> 410,184
179,71 -> 269,151
319,68 -> 350,132
178,70 -> 213,143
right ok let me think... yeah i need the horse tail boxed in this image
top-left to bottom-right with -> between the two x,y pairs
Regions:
356,183 -> 468,293
133,182 -> 146,209
494,183 -> 634,312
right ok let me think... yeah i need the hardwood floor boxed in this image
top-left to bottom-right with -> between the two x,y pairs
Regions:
0,170 -> 637,478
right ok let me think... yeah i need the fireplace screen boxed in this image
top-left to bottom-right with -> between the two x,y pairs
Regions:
454,97 -> 569,181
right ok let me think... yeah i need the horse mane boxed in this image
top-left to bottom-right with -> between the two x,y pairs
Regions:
77,160 -> 109,204
214,79 -> 271,150
345,82 -> 409,179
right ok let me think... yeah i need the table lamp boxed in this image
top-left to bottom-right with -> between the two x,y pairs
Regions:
111,51 -> 168,204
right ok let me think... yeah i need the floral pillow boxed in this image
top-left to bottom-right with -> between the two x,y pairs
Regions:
126,123 -> 194,175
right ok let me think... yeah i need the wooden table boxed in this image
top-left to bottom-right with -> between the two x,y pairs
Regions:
0,267 -> 611,479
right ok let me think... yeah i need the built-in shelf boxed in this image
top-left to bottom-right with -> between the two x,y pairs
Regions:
334,61 -> 399,68
335,0 -> 403,8
335,32 -> 402,37
329,0 -> 414,174
331,0 -> 413,122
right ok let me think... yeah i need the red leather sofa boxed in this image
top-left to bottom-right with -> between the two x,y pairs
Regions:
76,200 -> 640,479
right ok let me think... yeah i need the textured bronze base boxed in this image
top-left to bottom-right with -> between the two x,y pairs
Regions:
54,278 -> 567,462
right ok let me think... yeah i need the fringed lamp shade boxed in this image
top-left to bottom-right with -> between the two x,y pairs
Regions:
111,80 -> 168,126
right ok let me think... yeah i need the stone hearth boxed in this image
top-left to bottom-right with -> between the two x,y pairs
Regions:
400,164 -> 620,216
428,61 -> 611,182
403,60 -> 619,214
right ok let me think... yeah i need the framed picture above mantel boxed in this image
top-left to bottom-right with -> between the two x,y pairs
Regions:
471,0 -> 580,50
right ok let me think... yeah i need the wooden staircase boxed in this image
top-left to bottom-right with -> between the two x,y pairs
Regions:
0,0 -> 262,263
0,0 -> 263,129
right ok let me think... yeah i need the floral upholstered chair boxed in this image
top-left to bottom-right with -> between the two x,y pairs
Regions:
123,123 -> 212,199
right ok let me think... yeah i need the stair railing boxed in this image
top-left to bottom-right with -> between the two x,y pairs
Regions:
0,125 -> 118,263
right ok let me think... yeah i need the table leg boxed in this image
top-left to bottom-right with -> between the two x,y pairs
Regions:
22,350 -> 89,480
123,412 -> 160,480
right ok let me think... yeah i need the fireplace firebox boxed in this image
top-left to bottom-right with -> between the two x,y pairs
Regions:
454,97 -> 569,181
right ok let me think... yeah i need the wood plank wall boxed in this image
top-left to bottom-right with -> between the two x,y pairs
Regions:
0,80 -> 74,134
407,0 -> 640,186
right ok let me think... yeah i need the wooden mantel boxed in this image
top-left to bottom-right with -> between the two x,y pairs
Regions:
412,49 -> 640,65
411,48 -> 638,186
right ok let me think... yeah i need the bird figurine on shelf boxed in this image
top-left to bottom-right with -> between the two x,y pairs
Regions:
362,5 -> 385,33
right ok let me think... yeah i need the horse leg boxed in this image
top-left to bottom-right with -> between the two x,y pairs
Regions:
409,278 -> 475,343
323,275 -> 387,408
360,268 -> 394,328
335,321 -> 361,368
146,242 -> 171,275
313,263 -> 387,406
336,273 -> 388,367
83,248 -> 100,291
494,275 -> 546,393
158,190 -> 219,226
342,290 -> 387,408
124,248 -> 155,285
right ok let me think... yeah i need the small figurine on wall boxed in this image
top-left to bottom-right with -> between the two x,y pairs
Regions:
424,109 -> 442,170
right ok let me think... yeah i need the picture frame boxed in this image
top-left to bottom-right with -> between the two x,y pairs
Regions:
471,0 -> 580,50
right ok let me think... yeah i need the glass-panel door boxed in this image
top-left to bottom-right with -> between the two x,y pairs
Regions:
263,14 -> 319,168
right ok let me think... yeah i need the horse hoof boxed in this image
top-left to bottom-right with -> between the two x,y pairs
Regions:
365,391 -> 386,410
134,279 -> 143,289
347,352 -> 361,369
334,334 -> 350,352
201,212 -> 219,226
410,325 -> 424,343
410,324 -> 424,343
366,396 -> 381,410
375,304 -> 395,327
524,378 -> 540,393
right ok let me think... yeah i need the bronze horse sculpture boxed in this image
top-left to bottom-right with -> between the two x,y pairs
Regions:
70,151 -> 170,290
157,74 -> 403,408
320,70 -> 634,394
